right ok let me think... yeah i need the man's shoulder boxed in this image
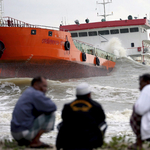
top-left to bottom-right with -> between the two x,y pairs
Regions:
89,98 -> 102,107
63,100 -> 77,109
142,85 -> 150,95
143,84 -> 150,90
64,100 -> 74,107
24,87 -> 43,96
20,87 -> 45,102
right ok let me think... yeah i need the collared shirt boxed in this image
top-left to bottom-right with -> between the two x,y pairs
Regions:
11,86 -> 57,132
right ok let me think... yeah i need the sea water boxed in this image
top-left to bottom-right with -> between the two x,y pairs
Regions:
0,57 -> 150,144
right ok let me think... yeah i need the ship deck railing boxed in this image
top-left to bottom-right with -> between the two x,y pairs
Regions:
73,39 -> 117,62
0,16 -> 59,30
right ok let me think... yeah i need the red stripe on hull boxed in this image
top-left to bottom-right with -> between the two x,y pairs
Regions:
60,19 -> 150,31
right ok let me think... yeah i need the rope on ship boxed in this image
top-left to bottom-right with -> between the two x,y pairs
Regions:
0,41 -> 5,58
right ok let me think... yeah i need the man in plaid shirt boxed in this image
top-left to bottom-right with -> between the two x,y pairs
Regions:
129,74 -> 150,150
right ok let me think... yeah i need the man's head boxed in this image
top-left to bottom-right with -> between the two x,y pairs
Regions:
139,74 -> 150,91
31,76 -> 47,93
76,82 -> 91,99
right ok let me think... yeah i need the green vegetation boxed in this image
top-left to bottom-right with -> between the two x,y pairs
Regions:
2,139 -> 25,150
100,135 -> 149,150
101,135 -> 130,150
1,136 -> 150,150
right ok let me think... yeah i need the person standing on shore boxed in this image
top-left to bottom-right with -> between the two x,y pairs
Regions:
11,76 -> 57,148
129,74 -> 150,150
56,82 -> 107,150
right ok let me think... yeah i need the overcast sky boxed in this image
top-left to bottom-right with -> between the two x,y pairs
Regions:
3,0 -> 150,27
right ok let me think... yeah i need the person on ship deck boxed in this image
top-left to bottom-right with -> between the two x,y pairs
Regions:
129,74 -> 150,150
56,82 -> 107,150
11,76 -> 57,148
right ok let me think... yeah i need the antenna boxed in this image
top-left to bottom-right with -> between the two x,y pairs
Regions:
0,0 -> 3,19
96,0 -> 113,21
64,17 -> 66,25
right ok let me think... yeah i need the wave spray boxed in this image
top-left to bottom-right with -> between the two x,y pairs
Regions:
105,37 -> 126,58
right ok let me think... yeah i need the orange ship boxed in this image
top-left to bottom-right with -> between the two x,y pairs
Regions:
0,17 -> 116,80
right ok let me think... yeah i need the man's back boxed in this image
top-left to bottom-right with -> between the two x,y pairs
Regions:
11,86 -> 56,132
56,97 -> 105,149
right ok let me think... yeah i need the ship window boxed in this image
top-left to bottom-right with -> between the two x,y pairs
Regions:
120,28 -> 129,33
88,31 -> 97,36
79,32 -> 87,37
130,27 -> 139,32
71,33 -> 78,37
110,29 -> 119,34
31,30 -> 36,35
48,31 -> 52,36
98,30 -> 109,35
131,43 -> 134,47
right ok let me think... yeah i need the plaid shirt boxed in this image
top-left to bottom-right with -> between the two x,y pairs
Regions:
130,105 -> 142,139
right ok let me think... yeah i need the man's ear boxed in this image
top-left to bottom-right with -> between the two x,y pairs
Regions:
33,82 -> 39,90
146,80 -> 150,84
87,93 -> 91,98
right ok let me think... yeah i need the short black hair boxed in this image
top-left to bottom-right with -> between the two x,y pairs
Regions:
139,74 -> 150,82
31,76 -> 45,86
76,93 -> 90,99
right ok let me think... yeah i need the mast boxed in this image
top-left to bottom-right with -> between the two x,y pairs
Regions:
96,0 -> 113,21
0,0 -> 3,19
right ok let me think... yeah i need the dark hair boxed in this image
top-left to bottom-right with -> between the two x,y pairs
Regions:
139,74 -> 150,82
76,93 -> 90,99
31,76 -> 45,86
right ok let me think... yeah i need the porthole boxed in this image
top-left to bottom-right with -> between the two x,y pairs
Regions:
48,31 -> 52,36
31,30 -> 36,35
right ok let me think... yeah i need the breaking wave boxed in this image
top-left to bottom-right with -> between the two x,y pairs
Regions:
106,37 -> 127,58
0,56 -> 150,143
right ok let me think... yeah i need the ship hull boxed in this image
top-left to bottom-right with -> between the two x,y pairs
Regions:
0,58 -> 113,80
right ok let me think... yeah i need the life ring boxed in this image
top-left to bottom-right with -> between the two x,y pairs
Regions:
96,57 -> 100,66
0,41 -> 5,58
64,41 -> 70,50
82,52 -> 86,61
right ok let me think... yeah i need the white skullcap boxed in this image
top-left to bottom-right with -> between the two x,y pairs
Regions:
76,82 -> 91,96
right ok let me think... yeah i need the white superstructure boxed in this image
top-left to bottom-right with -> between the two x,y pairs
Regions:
71,24 -> 150,55
60,18 -> 150,64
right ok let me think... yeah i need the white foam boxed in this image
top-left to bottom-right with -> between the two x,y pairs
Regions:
106,109 -> 134,139
0,82 -> 21,94
90,84 -> 139,104
107,109 -> 132,122
106,37 -> 127,58
0,111 -> 11,124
